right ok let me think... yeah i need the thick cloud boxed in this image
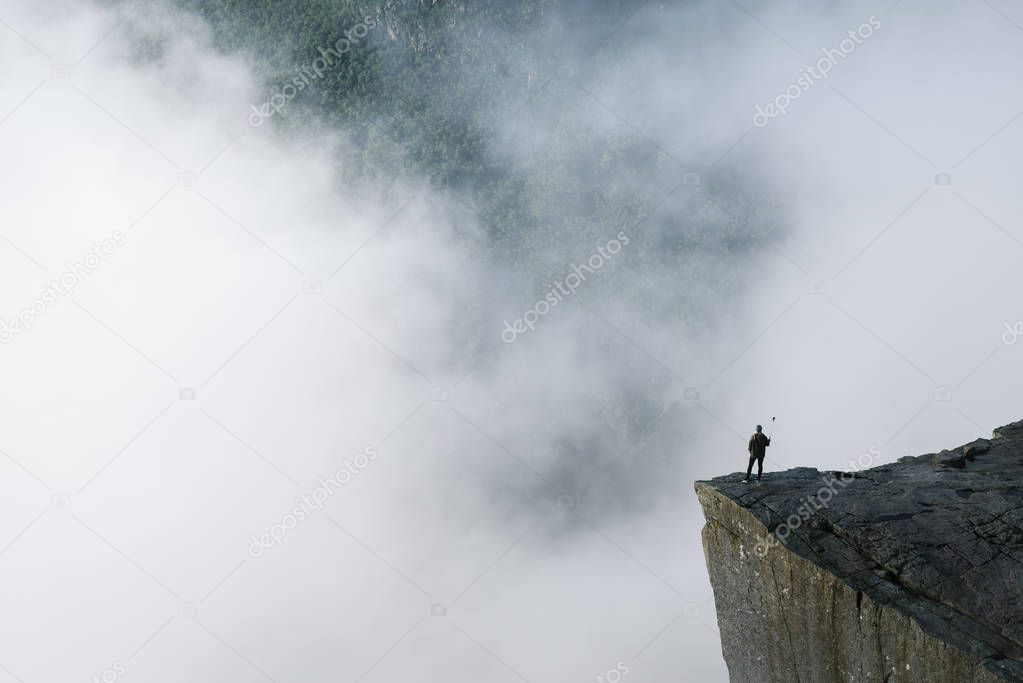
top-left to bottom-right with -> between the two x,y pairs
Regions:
0,0 -> 1021,681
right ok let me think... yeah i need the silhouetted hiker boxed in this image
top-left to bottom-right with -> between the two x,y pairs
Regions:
744,424 -> 770,483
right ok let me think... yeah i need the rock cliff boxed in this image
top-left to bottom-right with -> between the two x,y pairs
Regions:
696,420 -> 1023,682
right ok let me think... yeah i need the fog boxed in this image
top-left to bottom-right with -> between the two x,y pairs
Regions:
0,0 -> 1021,681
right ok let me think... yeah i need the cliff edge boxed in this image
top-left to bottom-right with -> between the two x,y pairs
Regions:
696,420 -> 1023,682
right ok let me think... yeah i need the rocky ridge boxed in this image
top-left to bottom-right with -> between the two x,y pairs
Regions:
696,420 -> 1023,681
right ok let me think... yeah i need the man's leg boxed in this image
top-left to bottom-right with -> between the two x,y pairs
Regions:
756,456 -> 764,480
746,457 -> 755,481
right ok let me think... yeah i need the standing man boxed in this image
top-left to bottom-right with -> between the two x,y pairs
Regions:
745,424 -> 770,483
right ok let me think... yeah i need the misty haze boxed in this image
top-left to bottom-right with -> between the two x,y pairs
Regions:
0,0 -> 1021,681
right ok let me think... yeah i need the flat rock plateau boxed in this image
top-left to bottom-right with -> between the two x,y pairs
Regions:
696,420 -> 1023,682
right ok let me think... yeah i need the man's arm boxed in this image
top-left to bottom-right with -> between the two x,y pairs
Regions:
764,436 -> 770,447
748,436 -> 755,453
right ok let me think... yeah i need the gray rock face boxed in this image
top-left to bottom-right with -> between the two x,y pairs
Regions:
696,420 -> 1023,682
